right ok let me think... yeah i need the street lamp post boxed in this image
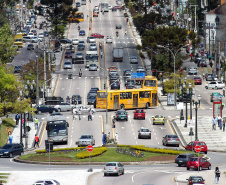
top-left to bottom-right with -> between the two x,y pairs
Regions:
36,55 -> 39,106
194,94 -> 202,141
185,88 -> 189,127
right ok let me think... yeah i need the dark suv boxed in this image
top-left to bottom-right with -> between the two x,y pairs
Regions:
175,153 -> 197,167
0,143 -> 24,158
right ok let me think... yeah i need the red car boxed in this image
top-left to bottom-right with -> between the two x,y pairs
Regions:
187,157 -> 211,171
91,33 -> 104,38
194,77 -> 202,85
185,141 -> 208,154
134,109 -> 145,119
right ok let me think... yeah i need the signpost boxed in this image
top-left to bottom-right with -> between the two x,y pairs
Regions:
87,145 -> 93,172
194,146 -> 201,171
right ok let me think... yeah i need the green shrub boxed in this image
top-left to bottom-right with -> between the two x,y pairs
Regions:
76,147 -> 108,159
36,147 -> 86,153
139,52 -> 145,59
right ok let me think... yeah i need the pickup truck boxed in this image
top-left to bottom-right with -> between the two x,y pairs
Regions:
113,47 -> 123,62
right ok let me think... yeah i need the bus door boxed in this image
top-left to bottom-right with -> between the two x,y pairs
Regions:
152,93 -> 157,106
113,95 -> 119,109
133,94 -> 138,107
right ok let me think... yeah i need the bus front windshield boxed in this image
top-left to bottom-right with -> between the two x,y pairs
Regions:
144,80 -> 156,87
47,123 -> 67,137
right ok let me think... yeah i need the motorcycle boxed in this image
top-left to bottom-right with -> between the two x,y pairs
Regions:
116,31 -> 119,37
79,70 -> 82,77
78,26 -> 80,31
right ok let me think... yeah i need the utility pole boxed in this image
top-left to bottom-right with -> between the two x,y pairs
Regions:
190,5 -> 198,33
36,55 -> 39,106
44,48 -> 46,99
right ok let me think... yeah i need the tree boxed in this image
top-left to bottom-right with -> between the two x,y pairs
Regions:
0,24 -> 17,64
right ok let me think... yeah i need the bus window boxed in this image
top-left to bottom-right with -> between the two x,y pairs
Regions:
120,93 -> 126,99
145,91 -> 151,98
144,80 -> 156,87
126,92 -> 132,99
139,91 -> 145,98
98,92 -> 108,98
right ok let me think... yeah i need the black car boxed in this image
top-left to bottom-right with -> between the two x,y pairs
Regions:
111,81 -> 120,89
72,95 -> 82,104
186,176 -> 205,185
35,105 -> 58,114
90,87 -> 99,92
14,66 -> 22,73
116,24 -> 122,29
77,43 -> 85,51
87,95 -> 96,105
175,153 -> 197,167
27,44 -> 34,50
0,143 -> 24,158
60,38 -> 72,44
65,51 -> 72,58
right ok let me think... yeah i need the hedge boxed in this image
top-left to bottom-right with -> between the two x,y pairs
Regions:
76,147 -> 108,159
36,147 -> 86,153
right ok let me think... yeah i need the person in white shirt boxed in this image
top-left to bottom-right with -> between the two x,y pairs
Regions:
115,132 -> 119,144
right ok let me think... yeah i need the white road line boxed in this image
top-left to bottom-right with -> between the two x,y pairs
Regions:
132,171 -> 148,183
154,133 -> 156,135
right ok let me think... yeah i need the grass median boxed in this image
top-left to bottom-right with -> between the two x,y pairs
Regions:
18,147 -> 182,162
0,118 -> 15,147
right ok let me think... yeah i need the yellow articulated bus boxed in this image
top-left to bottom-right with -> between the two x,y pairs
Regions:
96,76 -> 158,110
68,12 -> 84,22
13,33 -> 23,48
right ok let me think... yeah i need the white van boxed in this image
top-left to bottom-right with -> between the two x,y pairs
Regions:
81,0 -> 86,5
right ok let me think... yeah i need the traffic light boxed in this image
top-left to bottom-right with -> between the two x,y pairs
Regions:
152,69 -> 157,77
104,84 -> 106,89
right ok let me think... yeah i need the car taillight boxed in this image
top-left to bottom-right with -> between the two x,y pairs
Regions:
202,181 -> 205,184
52,106 -> 55,108
149,133 -> 151,135
104,167 -> 106,170
139,133 -> 141,135
189,181 -> 192,184
115,167 -> 117,170
126,115 -> 128,117
153,119 -> 155,120
168,138 -> 171,140
177,139 -> 179,141
163,119 -> 165,121
117,115 -> 119,117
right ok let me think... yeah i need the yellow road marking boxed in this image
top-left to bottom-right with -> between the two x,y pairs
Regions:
39,121 -> 47,147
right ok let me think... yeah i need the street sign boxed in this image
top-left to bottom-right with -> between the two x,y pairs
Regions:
87,145 -> 94,152
131,73 -> 145,80
194,146 -> 201,153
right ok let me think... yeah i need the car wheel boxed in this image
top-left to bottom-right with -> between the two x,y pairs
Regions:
145,103 -> 149,109
126,118 -> 128,121
215,86 -> 218,89
52,110 -> 56,113
205,86 -> 208,89
153,122 -> 155,125
122,169 -> 124,175
187,167 -> 190,170
58,108 -> 61,112
205,151 -> 207,154
177,144 -> 179,147
143,117 -> 145,120
208,165 -> 211,170
9,153 -> 13,158
149,136 -> 151,139
138,135 -> 140,139
38,111 -> 41,114
199,166 -> 202,171
104,173 -> 107,176
117,171 -> 120,176
178,164 -> 181,167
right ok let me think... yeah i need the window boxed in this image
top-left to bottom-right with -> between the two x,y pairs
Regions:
97,92 -> 108,98
145,91 -> 151,98
139,91 -> 145,98
126,92 -> 132,99
120,93 -> 126,99
144,80 -> 156,87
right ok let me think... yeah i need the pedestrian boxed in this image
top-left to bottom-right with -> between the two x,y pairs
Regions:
88,109 -> 92,121
215,167 -> 220,184
124,30 -> 127,37
210,60 -> 213,68
108,132 -> 110,141
223,87 -> 225,97
212,116 -> 217,130
217,114 -> 221,127
8,132 -> 13,144
219,118 -> 222,130
126,17 -> 128,23
34,134 -> 39,148
15,113 -> 20,125
78,108 -> 81,120
35,117 -> 39,130
6,127 -> 11,136
100,51 -> 103,58
112,116 -> 116,128
102,132 -> 106,145
0,181 -> 3,185
115,132 -> 119,144
223,119 -> 225,132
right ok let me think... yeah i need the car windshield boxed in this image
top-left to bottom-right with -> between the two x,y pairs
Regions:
131,56 -> 137,59
106,163 -> 116,166
155,115 -> 163,118
190,158 -> 198,161
117,111 -> 126,115
168,135 -> 178,138
190,177 -> 203,181
90,64 -> 96,67
136,110 -> 143,113
80,135 -> 91,139
2,144 -> 13,149
89,96 -> 96,99
64,62 -> 71,65
177,155 -> 187,158
141,129 -> 149,132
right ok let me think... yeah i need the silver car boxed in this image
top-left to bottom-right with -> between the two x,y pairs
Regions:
89,63 -> 98,71
52,103 -> 73,112
130,56 -> 138,64
63,61 -> 72,69
138,127 -> 151,139
72,38 -> 79,45
77,134 -> 95,147
89,43 -> 97,51
104,162 -> 124,176
72,105 -> 95,114
162,134 -> 180,147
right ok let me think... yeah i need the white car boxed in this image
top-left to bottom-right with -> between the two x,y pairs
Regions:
89,63 -> 98,71
52,103 -> 73,112
33,36 -> 43,42
87,36 -> 96,43
205,81 -> 225,89
106,36 -> 112,44
72,105 -> 95,114
72,38 -> 79,45
38,33 -> 44,38
27,32 -> 34,37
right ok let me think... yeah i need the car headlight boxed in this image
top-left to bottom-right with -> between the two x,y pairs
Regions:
4,152 -> 9,154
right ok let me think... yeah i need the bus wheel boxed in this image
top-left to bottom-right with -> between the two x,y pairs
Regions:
120,104 -> 124,109
145,103 -> 149,109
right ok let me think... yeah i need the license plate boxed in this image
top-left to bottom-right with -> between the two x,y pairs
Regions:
179,161 -> 182,162
0,154 -> 3,155
190,166 -> 194,168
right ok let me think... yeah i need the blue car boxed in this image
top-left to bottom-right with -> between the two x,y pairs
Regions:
79,30 -> 86,36
76,2 -> 81,7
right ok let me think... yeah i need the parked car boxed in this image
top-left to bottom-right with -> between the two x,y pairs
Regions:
71,95 -> 82,104
152,115 -> 165,125
33,179 -> 60,185
175,153 -> 197,167
90,33 -> 104,38
0,143 -> 23,158
65,51 -> 72,58
186,176 -> 205,185
63,61 -> 72,69
77,134 -> 95,147
194,77 -> 202,85
27,44 -> 34,50
60,38 -> 72,44
106,36 -> 112,44
52,103 -> 73,112
130,56 -> 138,64
162,135 -> 180,147
134,109 -> 145,119
79,30 -> 86,36
104,162 -> 124,176
72,38 -> 79,45
14,65 -> 22,73
187,157 -> 211,171
89,63 -> 98,71
115,109 -> 128,121
35,105 -> 58,114
116,24 -> 122,29
87,36 -> 96,43
138,127 -> 151,139
205,81 -> 225,89
185,141 -> 208,154
72,105 -> 95,114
